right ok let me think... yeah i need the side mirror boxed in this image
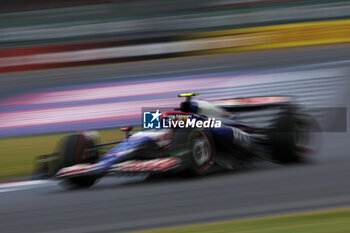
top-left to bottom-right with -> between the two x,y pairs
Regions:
120,126 -> 133,138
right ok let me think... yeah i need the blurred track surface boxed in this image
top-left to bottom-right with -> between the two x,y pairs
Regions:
0,46 -> 350,233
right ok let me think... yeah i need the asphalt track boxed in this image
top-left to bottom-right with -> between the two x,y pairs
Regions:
1,45 -> 350,233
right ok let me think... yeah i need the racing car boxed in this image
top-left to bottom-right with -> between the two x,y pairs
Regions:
34,93 -> 319,188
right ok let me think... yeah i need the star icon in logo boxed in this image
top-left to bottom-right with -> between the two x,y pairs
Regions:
150,109 -> 161,122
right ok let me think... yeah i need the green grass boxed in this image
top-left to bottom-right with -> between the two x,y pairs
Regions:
136,208 -> 350,233
0,129 -> 128,179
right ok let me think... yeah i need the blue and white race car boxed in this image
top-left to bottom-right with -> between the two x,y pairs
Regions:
35,93 -> 319,188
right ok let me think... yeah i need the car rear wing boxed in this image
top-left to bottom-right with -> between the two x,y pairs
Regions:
212,96 -> 296,129
212,96 -> 293,110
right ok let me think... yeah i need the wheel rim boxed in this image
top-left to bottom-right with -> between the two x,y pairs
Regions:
192,134 -> 210,167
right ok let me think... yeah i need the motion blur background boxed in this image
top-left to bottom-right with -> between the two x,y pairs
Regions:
1,0 -> 350,233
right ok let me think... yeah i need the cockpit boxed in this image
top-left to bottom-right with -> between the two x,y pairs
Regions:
179,93 -> 232,119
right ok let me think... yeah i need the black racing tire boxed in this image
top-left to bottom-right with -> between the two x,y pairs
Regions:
64,176 -> 97,189
270,112 -> 320,164
58,133 -> 99,188
187,130 -> 214,176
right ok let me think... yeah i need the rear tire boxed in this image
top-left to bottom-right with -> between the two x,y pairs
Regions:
270,113 -> 320,164
64,176 -> 97,189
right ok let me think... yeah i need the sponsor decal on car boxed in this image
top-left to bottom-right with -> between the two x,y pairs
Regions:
56,161 -> 108,177
56,164 -> 94,177
111,158 -> 179,172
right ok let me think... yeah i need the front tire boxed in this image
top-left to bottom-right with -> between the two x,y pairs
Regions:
58,132 -> 99,188
187,130 -> 214,176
